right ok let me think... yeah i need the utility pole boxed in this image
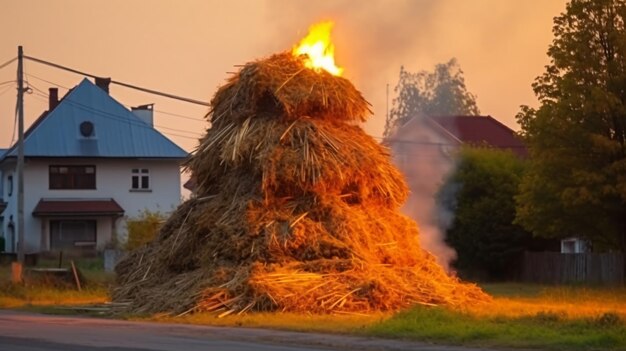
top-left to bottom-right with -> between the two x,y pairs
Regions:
16,46 -> 25,264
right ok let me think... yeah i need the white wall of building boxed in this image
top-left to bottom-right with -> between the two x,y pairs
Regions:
1,164 -> 16,252
1,157 -> 182,253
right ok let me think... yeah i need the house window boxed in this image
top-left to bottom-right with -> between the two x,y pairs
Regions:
49,165 -> 96,189
50,220 -> 97,250
7,175 -> 13,197
131,168 -> 150,190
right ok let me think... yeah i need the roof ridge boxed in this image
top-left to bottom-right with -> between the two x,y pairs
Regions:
1,78 -> 187,160
425,116 -> 463,143
482,115 -> 522,139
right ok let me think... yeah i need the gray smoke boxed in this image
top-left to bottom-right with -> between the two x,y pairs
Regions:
387,117 -> 459,270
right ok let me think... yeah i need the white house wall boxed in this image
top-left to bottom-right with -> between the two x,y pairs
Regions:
1,165 -> 16,252
3,158 -> 181,253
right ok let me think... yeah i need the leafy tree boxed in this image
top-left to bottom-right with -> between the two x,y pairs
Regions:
439,147 -> 537,280
516,0 -> 626,255
384,59 -> 480,137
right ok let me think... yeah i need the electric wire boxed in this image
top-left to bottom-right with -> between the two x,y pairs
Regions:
26,81 -> 203,137
0,57 -> 17,71
24,55 -> 210,106
29,90 -> 202,141
17,66 -> 525,150
25,73 -> 206,122
25,73 -> 70,90
0,84 -> 15,97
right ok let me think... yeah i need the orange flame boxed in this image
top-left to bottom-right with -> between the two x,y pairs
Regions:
293,21 -> 343,76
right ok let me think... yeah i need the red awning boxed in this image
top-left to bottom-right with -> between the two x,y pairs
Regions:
32,198 -> 124,217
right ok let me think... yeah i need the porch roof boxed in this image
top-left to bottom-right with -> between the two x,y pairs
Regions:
32,198 -> 125,217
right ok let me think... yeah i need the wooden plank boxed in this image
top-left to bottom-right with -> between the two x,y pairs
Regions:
70,260 -> 82,291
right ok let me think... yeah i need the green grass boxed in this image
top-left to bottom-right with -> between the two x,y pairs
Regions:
366,306 -> 626,350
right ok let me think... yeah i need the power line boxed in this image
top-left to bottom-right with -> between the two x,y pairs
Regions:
29,90 -> 202,140
0,84 -> 15,97
24,55 -> 210,106
25,73 -> 70,90
25,73 -> 206,122
0,57 -> 17,71
10,97 -> 18,146
153,109 -> 206,122
375,136 -> 527,149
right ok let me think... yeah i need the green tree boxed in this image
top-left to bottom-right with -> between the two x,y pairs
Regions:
516,0 -> 626,256
439,147 -> 535,280
384,59 -> 480,137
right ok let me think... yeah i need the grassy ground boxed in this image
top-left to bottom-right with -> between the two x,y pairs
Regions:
367,305 -> 625,350
1,264 -> 625,350
0,257 -> 111,308
366,283 -> 626,350
147,283 -> 626,350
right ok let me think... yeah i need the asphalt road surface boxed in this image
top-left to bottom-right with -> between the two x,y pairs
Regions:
0,310 -> 485,351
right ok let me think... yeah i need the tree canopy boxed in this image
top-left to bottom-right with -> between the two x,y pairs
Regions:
439,147 -> 538,280
383,59 -> 480,137
516,0 -> 626,252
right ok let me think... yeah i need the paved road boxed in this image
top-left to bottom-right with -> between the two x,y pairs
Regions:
0,310 -> 485,351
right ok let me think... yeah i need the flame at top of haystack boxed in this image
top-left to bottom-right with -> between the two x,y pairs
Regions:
113,22 -> 490,316
293,21 -> 343,76
208,22 -> 370,125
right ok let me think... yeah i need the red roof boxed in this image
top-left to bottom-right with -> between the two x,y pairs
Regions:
427,115 -> 528,157
32,199 -> 125,217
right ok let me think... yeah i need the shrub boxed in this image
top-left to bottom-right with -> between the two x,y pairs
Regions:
125,210 -> 166,251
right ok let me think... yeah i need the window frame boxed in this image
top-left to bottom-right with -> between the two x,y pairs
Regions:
49,165 -> 96,190
130,168 -> 151,191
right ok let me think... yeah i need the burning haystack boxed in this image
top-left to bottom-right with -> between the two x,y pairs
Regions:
113,23 -> 488,315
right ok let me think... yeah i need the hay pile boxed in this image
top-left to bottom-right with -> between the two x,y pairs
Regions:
113,52 -> 488,315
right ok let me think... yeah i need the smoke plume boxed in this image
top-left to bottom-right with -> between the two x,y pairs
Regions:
388,117 -> 458,270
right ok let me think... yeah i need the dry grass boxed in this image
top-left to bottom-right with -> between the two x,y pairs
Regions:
0,265 -> 110,308
473,284 -> 626,320
147,311 -> 387,334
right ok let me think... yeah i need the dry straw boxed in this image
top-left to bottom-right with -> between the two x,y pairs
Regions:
113,52 -> 489,315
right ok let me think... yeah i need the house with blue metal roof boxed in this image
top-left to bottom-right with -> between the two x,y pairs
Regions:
0,78 -> 188,254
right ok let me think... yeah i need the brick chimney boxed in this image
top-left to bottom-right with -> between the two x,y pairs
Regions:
49,88 -> 59,110
95,77 -> 111,93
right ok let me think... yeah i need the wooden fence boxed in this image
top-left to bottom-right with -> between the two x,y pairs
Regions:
522,252 -> 624,285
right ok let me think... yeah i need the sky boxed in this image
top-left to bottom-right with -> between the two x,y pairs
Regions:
0,0 -> 567,154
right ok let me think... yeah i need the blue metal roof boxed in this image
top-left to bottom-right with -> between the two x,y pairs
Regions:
4,78 -> 188,159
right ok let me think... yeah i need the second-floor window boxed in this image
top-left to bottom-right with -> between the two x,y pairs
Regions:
131,168 -> 150,190
49,165 -> 96,189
